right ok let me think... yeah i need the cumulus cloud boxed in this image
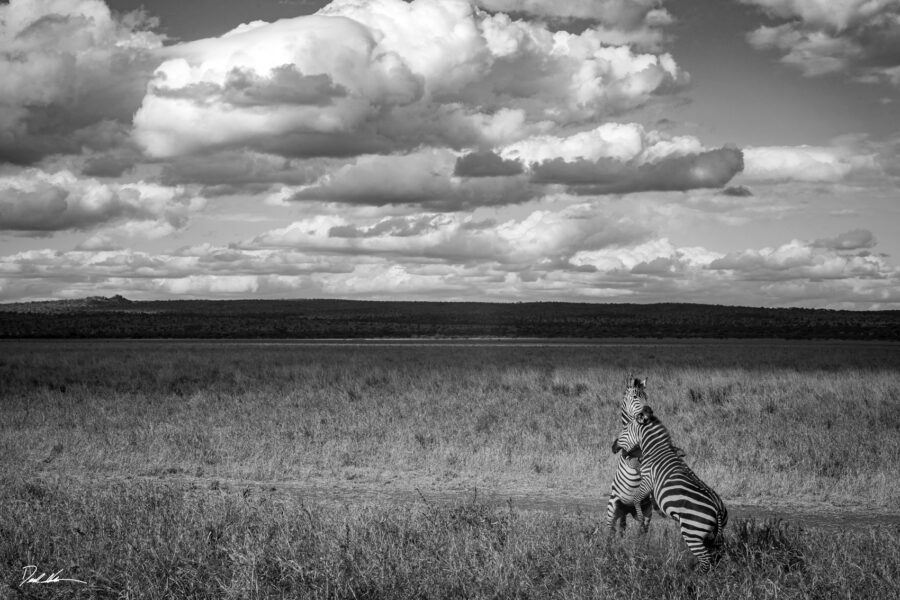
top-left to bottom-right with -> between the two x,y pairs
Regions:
571,238 -> 721,274
249,201 -> 653,266
742,0 -> 900,84
740,144 -> 877,182
3,220 -> 898,307
812,228 -> 877,250
159,150 -> 334,196
530,147 -> 744,194
0,0 -> 165,164
443,123 -> 744,196
281,126 -> 742,208
132,0 -> 686,159
741,0 -> 897,30
0,244 -> 358,300
476,0 -> 662,25
289,149 -> 540,209
567,232 -> 899,306
0,168 -> 199,233
473,1 -> 675,49
708,235 -> 890,281
500,122 -> 705,164
747,24 -> 862,76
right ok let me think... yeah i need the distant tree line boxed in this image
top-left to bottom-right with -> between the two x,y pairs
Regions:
1,298 -> 898,339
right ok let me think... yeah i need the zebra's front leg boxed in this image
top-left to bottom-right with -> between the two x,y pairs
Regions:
630,480 -> 653,533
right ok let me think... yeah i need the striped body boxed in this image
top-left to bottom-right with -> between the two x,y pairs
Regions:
605,378 -> 652,532
613,407 -> 728,572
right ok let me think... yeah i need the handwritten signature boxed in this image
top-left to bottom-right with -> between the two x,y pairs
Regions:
20,565 -> 86,586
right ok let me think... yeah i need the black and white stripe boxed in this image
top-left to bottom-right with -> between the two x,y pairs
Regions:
612,405 -> 728,572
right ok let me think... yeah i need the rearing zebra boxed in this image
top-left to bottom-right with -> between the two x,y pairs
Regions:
612,405 -> 728,572
605,378 -> 653,533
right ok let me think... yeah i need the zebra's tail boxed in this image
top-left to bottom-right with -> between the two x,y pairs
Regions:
718,504 -> 729,537
709,504 -> 728,547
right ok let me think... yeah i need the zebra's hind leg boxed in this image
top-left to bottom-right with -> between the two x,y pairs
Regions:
606,497 -> 631,535
704,528 -> 726,570
636,496 -> 653,533
681,530 -> 715,574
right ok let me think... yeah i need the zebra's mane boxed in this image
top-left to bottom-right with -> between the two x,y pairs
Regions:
638,410 -> 711,486
636,407 -> 676,449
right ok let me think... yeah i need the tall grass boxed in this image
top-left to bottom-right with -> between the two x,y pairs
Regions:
2,340 -> 899,596
2,340 -> 899,507
2,477 -> 898,599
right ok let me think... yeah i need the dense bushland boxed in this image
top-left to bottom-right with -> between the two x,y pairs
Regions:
1,297 -> 899,339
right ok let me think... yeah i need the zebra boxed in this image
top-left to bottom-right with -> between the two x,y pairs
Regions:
605,378 -> 686,534
611,405 -> 728,572
605,377 -> 653,534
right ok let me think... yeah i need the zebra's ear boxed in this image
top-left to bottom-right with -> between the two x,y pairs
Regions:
640,377 -> 647,387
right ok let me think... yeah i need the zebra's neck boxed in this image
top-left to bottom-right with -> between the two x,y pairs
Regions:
638,420 -> 673,462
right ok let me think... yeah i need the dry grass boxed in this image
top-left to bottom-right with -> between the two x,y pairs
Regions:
2,339 -> 900,597
1,476 -> 898,599
2,340 -> 898,506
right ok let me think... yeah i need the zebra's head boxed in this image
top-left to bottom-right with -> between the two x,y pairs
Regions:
620,377 -> 648,425
612,405 -> 655,455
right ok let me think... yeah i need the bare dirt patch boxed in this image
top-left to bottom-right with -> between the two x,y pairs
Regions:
64,471 -> 900,534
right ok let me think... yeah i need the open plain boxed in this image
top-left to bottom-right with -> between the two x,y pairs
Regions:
2,339 -> 899,598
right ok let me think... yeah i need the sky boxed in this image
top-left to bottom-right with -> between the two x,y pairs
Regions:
1,0 -> 899,309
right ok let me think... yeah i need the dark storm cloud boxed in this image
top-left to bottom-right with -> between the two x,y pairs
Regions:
631,256 -> 680,277
81,154 -> 138,179
459,218 -> 498,231
154,65 -> 347,107
0,186 -> 73,231
259,130 -> 396,159
159,150 -> 328,194
721,185 -> 753,197
454,151 -> 525,177
0,117 -> 140,167
224,65 -> 348,106
80,141 -> 146,178
531,147 -> 744,194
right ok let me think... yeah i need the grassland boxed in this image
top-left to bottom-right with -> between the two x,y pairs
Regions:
3,476 -> 898,599
2,339 -> 899,598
